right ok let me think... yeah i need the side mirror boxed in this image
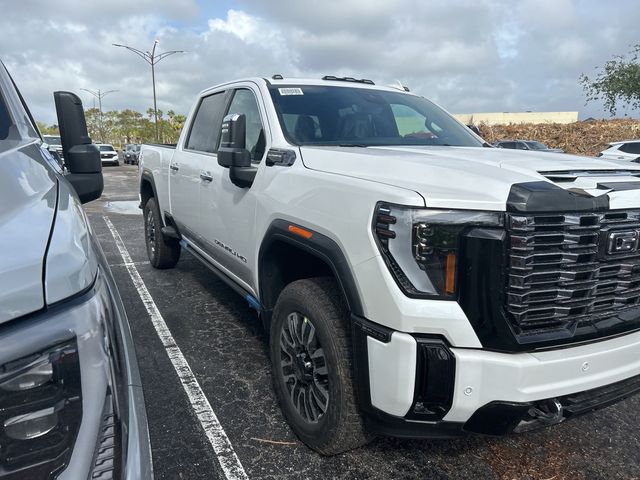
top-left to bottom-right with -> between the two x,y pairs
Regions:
218,113 -> 251,168
54,91 -> 103,203
217,113 -> 257,188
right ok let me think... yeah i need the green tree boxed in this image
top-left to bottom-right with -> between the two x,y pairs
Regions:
116,109 -> 144,144
165,110 -> 186,144
36,121 -> 59,135
580,44 -> 640,116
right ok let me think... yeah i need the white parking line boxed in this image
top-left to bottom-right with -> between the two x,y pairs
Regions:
103,216 -> 249,480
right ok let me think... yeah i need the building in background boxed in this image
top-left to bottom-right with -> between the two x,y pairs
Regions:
454,111 -> 578,126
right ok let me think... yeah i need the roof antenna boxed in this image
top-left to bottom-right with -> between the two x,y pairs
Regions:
389,79 -> 410,92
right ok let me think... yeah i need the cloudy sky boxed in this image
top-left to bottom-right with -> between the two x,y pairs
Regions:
2,0 -> 638,125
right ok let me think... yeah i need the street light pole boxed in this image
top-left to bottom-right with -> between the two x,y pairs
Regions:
113,40 -> 184,142
80,88 -> 118,142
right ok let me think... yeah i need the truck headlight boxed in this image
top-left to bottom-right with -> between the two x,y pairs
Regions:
373,202 -> 504,298
0,339 -> 82,474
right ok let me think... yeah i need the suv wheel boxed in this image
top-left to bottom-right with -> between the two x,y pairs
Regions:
143,197 -> 180,269
270,277 -> 370,455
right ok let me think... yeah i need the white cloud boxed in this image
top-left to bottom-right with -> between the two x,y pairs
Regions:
1,0 -> 639,125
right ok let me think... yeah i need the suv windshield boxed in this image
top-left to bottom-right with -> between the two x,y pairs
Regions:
269,85 -> 483,147
99,145 -> 115,152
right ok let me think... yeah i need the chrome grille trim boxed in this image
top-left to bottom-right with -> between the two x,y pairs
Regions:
506,210 -> 640,334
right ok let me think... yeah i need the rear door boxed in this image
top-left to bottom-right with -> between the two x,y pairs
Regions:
169,90 -> 229,240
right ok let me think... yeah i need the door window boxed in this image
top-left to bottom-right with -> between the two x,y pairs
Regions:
185,91 -> 227,153
226,89 -> 266,162
619,143 -> 640,154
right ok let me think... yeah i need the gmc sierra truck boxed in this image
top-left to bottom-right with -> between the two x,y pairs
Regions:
0,60 -> 152,478
139,75 -> 640,455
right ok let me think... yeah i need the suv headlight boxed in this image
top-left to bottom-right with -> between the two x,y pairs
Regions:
373,202 -> 504,298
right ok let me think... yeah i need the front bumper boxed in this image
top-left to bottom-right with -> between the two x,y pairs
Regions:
352,316 -> 640,438
0,271 -> 152,479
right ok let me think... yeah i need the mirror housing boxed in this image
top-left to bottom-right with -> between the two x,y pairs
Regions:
217,113 -> 257,188
54,91 -> 103,203
218,113 -> 251,168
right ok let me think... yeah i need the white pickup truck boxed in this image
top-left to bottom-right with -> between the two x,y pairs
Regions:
139,75 -> 640,455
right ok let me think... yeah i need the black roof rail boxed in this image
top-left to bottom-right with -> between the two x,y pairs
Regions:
322,75 -> 375,85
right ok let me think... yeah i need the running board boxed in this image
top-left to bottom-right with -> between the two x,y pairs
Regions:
180,239 -> 262,312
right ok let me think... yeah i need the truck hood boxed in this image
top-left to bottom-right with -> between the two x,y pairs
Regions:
300,146 -> 640,210
0,144 -> 97,324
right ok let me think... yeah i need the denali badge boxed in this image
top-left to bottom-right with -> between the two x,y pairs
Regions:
607,230 -> 639,255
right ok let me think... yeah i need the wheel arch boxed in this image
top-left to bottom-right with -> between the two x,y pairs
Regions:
139,170 -> 158,209
258,220 -> 364,329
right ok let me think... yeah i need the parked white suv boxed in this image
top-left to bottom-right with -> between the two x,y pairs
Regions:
139,75 -> 640,455
598,140 -> 640,162
97,143 -> 119,166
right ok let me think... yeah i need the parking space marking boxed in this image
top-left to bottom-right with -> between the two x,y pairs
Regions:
103,216 -> 249,480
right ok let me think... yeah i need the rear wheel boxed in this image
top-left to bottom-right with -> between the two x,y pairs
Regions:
143,197 -> 180,269
270,277 -> 370,455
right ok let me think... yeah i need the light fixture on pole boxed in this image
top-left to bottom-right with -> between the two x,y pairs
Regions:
113,40 -> 184,142
80,88 -> 118,143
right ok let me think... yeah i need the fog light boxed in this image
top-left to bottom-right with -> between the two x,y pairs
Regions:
4,403 -> 61,440
0,360 -> 53,392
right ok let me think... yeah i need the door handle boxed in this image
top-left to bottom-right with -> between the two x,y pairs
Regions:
170,163 -> 180,171
200,171 -> 213,182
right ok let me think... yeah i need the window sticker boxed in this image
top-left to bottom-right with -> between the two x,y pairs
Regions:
278,87 -> 304,96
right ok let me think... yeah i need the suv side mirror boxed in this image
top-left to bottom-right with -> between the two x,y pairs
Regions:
54,91 -> 103,203
217,113 -> 257,188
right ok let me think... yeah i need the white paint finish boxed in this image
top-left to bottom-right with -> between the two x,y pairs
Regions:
300,145 -> 640,211
103,216 -> 248,480
45,181 -> 98,304
354,256 -> 483,347
0,147 -> 57,323
367,332 -> 417,416
444,330 -> 640,423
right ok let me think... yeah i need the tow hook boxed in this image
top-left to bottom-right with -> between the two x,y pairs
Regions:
515,398 -> 564,433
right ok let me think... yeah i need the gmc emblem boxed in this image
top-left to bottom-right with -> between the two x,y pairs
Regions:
607,230 -> 640,255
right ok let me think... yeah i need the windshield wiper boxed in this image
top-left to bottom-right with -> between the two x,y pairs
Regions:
337,143 -> 368,147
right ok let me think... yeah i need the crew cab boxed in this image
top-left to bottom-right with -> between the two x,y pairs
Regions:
0,60 -> 152,478
138,75 -> 640,455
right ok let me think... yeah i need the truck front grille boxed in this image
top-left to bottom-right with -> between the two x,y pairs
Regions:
506,210 -> 640,338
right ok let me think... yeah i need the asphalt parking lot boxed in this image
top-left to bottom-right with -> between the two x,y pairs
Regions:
84,163 -> 640,480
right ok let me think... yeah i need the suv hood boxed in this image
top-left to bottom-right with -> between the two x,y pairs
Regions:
0,145 -> 97,324
0,147 -> 58,322
300,145 -> 640,210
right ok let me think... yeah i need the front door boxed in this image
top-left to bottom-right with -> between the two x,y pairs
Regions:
199,85 -> 267,293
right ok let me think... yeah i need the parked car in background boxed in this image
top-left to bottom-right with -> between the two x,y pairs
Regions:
495,140 -> 564,153
97,143 -> 119,165
0,59 -> 152,479
42,134 -> 64,161
124,143 -> 141,164
598,140 -> 640,162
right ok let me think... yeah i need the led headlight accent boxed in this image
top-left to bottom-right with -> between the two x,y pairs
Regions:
374,203 -> 503,298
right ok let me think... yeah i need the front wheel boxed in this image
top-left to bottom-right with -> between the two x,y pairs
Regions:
270,277 -> 370,455
143,197 -> 180,269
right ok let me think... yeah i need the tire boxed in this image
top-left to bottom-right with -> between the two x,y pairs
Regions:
143,197 -> 180,269
270,277 -> 370,455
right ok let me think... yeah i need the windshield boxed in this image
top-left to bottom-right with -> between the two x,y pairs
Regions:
99,145 -> 115,152
43,135 -> 62,145
269,85 -> 483,147
525,141 -> 548,150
